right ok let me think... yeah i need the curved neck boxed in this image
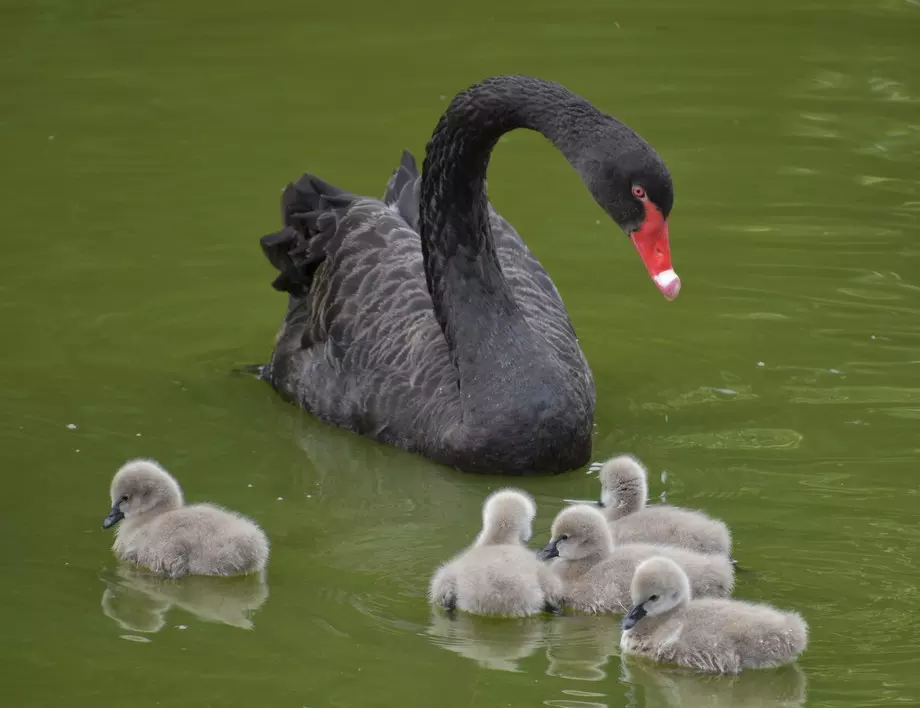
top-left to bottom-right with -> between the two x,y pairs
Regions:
605,476 -> 647,519
419,76 -> 614,357
475,520 -> 521,547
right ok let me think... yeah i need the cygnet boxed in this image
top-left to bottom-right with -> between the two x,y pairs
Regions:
537,505 -> 733,614
429,488 -> 562,617
598,454 -> 732,558
621,556 -> 808,674
102,458 -> 269,578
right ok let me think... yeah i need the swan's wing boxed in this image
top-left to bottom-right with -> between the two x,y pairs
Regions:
489,208 -> 593,382
259,165 -> 458,447
259,150 -> 593,456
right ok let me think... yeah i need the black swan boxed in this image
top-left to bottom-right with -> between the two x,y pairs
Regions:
258,75 -> 679,475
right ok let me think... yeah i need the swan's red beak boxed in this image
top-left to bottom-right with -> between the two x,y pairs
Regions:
630,203 -> 680,301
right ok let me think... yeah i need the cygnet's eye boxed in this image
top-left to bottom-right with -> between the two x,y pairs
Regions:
120,495 -> 129,503
649,594 -> 660,602
558,534 -> 569,542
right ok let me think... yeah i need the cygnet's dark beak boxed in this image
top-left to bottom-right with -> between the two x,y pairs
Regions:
102,503 -> 124,530
622,603 -> 647,631
537,538 -> 560,561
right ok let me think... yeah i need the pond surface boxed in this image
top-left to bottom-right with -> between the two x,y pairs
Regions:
2,0 -> 919,706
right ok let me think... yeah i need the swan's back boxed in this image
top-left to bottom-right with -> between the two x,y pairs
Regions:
557,544 -> 733,614
259,150 -> 594,473
430,544 -> 561,617
612,505 -> 732,557
645,598 -> 808,673
115,503 -> 269,577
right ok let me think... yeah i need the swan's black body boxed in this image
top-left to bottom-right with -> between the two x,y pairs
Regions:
259,76 -> 674,475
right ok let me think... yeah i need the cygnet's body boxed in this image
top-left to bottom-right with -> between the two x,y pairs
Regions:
621,556 -> 808,674
102,459 -> 269,578
599,455 -> 732,557
429,489 -> 562,617
538,505 -> 733,615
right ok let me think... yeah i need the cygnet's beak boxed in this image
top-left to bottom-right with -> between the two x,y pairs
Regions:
622,603 -> 648,631
536,538 -> 560,561
102,503 -> 125,530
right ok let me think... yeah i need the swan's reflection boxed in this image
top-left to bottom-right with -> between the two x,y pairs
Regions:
619,655 -> 807,708
426,612 -> 551,673
544,615 -> 623,681
101,565 -> 269,632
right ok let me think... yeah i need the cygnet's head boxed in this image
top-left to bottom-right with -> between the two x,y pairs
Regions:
622,556 -> 691,630
598,454 -> 648,515
103,459 -> 184,529
476,488 -> 536,546
537,505 -> 614,561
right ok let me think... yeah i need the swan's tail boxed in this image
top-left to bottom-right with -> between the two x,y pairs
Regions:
259,174 -> 356,298
383,149 -> 421,231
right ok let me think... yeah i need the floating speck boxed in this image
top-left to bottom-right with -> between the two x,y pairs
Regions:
595,220 -> 601,225
756,362 -> 765,367
120,635 -> 151,643
75,449 -> 80,453
661,470 -> 668,484
277,497 -> 284,501
870,335 -> 877,340
247,484 -> 253,488
829,368 -> 841,374
48,135 -> 55,140
66,423 -> 77,430
136,433 -> 142,437
306,494 -> 312,498
177,625 -> 188,630
664,414 -> 669,423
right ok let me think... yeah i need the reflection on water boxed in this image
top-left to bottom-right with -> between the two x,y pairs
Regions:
619,657 -> 807,708
426,610 -> 808,708
101,565 -> 269,633
544,615 -> 622,682
426,613 -> 550,673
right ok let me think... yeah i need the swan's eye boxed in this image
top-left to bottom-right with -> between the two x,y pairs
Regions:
631,185 -> 646,200
649,594 -> 659,602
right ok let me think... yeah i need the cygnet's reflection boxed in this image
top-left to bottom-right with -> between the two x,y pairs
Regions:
619,656 -> 807,708
426,612 -> 552,673
101,564 -> 269,632
543,615 -> 623,681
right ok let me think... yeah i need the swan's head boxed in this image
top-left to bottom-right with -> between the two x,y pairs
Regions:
103,459 -> 184,529
584,134 -> 679,301
476,488 -> 537,546
622,556 -> 691,630
598,454 -> 648,517
538,504 -> 614,561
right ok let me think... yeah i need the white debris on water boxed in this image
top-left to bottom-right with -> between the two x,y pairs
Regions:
277,497 -> 284,501
66,423 -> 77,429
756,362 -> 765,367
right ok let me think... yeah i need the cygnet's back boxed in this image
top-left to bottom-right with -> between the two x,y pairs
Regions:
599,455 -> 732,557
621,556 -> 808,674
538,505 -> 734,615
102,459 -> 269,578
428,489 -> 561,617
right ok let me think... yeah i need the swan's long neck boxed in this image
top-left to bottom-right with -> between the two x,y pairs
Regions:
419,76 -> 613,360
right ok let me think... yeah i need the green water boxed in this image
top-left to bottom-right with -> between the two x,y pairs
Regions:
2,0 -> 919,705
